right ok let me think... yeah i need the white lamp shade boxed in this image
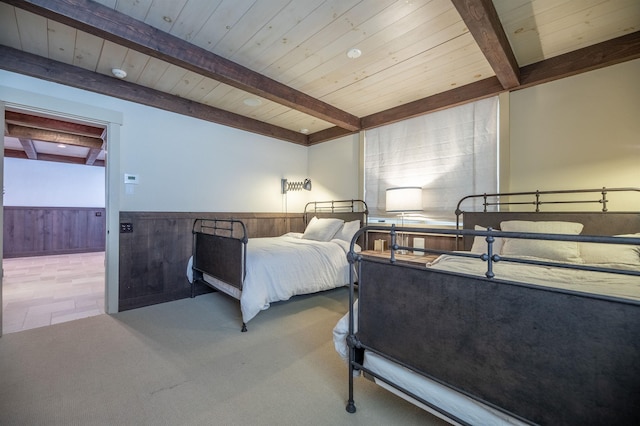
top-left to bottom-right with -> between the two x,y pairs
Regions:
386,187 -> 423,212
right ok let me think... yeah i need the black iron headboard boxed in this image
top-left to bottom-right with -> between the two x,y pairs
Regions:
456,188 -> 640,250
304,200 -> 368,247
303,199 -> 368,226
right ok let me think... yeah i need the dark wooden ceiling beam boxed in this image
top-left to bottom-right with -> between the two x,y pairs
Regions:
3,0 -> 361,132
450,0 -> 520,89
518,30 -> 640,89
0,45 -> 309,146
361,77 -> 505,129
6,111 -> 104,137
4,148 -> 104,167
18,138 -> 37,159
307,127 -> 357,146
7,124 -> 104,148
4,149 -> 29,160
85,147 -> 102,166
39,151 -> 104,167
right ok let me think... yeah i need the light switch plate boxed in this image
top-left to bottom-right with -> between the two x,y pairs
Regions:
124,173 -> 139,184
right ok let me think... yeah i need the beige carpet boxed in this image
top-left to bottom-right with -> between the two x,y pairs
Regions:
0,287 -> 447,426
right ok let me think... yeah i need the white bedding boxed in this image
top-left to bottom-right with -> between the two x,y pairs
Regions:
188,232 -> 355,324
430,254 -> 640,301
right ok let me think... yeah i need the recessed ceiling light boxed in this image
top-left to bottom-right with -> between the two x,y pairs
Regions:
346,48 -> 362,59
300,128 -> 309,134
243,98 -> 262,107
111,68 -> 127,79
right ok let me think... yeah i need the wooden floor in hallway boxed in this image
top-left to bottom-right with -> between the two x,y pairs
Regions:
2,252 -> 105,334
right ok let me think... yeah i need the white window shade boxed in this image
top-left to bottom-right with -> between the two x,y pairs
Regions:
365,97 -> 498,221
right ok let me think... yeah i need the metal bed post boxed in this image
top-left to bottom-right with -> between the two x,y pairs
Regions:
346,227 -> 365,414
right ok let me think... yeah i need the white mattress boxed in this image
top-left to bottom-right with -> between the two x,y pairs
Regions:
430,254 -> 640,301
188,233 -> 356,323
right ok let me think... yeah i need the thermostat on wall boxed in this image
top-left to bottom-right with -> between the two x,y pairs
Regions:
124,173 -> 139,184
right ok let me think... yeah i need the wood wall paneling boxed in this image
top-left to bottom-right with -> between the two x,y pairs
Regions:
3,206 -> 106,258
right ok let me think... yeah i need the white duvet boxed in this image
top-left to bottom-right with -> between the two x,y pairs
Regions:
189,233 -> 354,324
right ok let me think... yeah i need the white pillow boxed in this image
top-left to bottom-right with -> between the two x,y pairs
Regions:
302,217 -> 344,242
470,225 -> 504,254
580,233 -> 640,265
500,221 -> 584,263
334,220 -> 361,243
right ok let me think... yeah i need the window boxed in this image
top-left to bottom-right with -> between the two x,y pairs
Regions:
364,96 -> 499,223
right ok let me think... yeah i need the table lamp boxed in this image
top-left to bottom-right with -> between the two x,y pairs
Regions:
386,186 -> 423,253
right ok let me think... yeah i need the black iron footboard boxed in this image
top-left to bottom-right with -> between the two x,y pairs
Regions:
348,257 -> 640,425
191,218 -> 248,298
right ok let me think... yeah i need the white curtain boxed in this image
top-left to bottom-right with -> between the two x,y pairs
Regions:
364,96 -> 498,221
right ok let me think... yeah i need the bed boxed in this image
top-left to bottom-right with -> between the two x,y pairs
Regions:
334,188 -> 640,425
188,200 -> 367,331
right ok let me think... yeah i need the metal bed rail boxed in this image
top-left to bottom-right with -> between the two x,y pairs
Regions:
192,217 -> 248,242
350,224 -> 640,281
456,187 -> 640,224
304,199 -> 368,215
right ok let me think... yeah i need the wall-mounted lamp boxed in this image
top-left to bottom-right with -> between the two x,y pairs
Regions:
281,178 -> 312,194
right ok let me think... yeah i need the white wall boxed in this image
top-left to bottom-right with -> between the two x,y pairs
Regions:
4,157 -> 105,207
1,70 -> 309,213
117,101 -> 309,212
509,59 -> 640,209
308,134 -> 360,202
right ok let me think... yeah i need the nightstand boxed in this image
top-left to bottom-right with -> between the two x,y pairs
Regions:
360,250 -> 439,267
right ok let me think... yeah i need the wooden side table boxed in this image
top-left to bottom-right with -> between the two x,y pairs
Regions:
360,250 -> 439,267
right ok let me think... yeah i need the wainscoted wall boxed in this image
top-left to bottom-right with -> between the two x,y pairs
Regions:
3,206 -> 106,258
118,212 -> 305,311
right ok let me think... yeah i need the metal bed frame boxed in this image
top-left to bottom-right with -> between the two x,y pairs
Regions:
345,188 -> 640,425
191,200 -> 368,331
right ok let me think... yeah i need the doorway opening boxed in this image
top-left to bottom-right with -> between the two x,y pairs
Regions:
2,110 -> 107,334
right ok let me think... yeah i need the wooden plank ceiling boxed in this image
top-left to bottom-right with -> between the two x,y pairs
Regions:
1,0 -> 639,166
